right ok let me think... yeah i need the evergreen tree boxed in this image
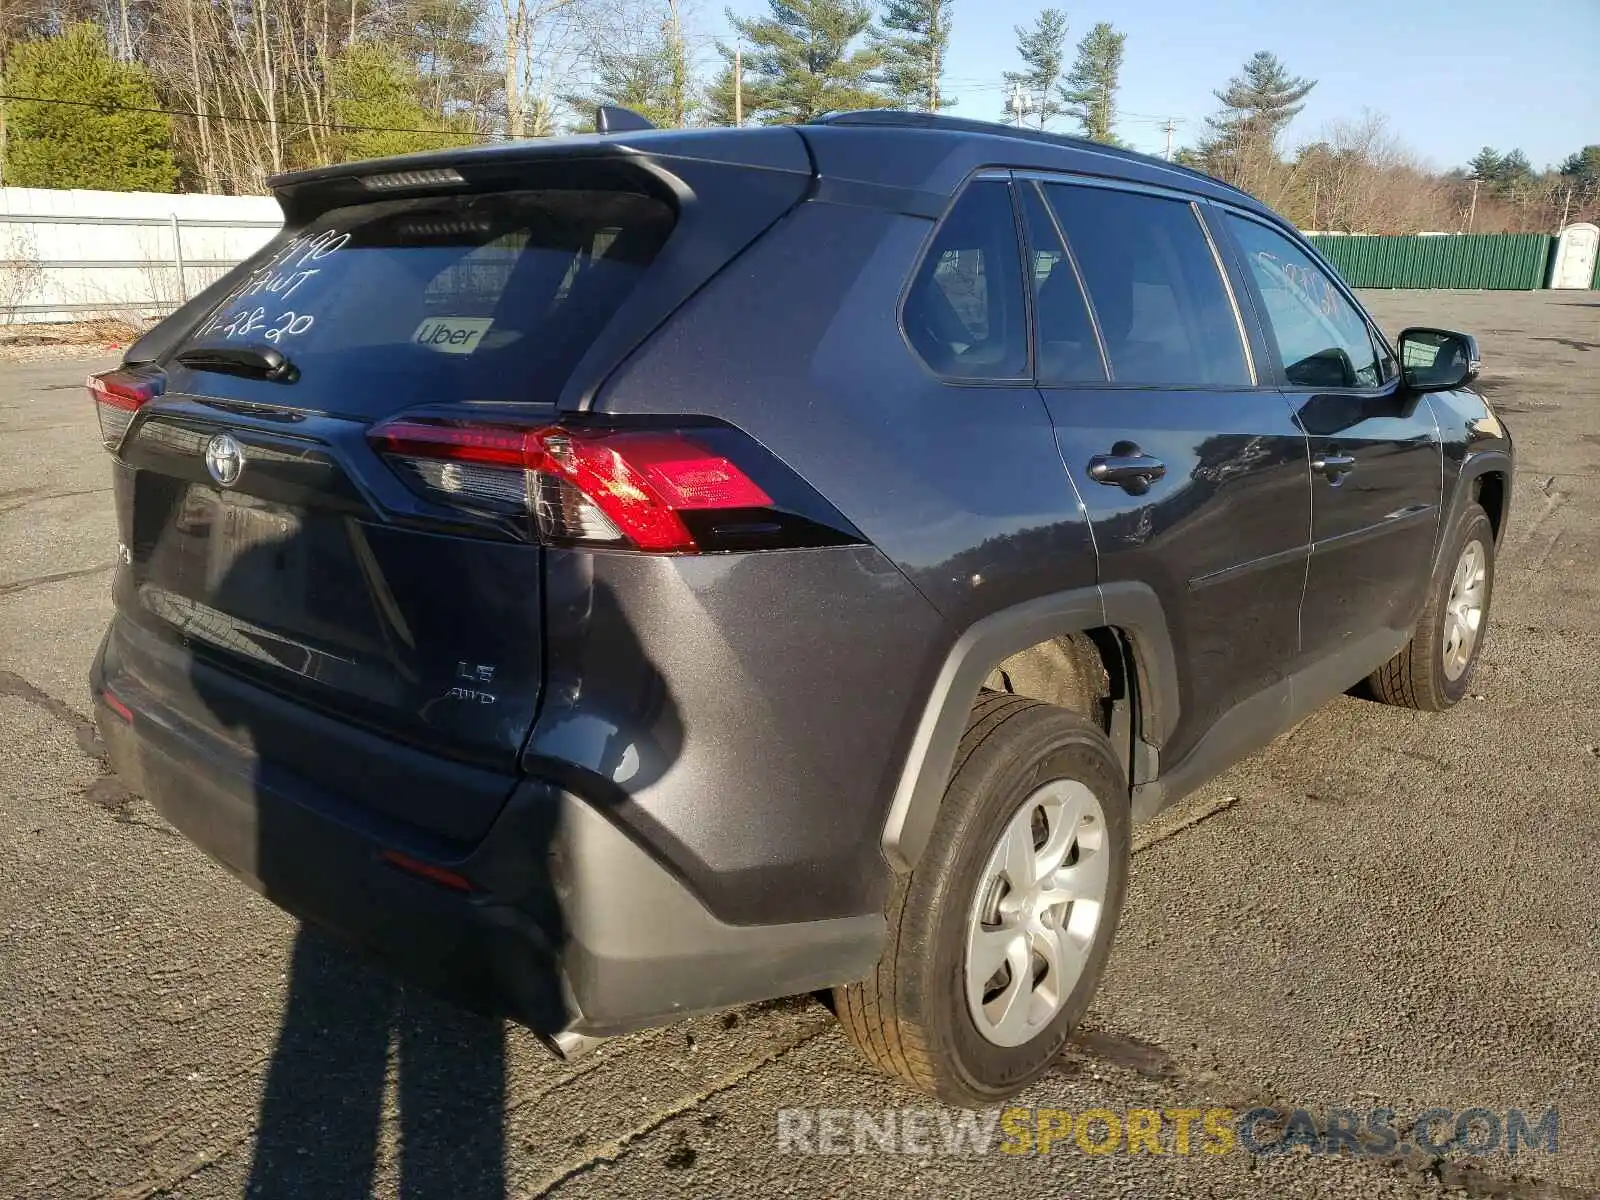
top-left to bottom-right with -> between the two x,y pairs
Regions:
702,57 -> 742,126
1467,146 -> 1534,193
724,0 -> 888,124
1000,8 -> 1067,128
875,0 -> 955,112
1058,21 -> 1124,143
1467,146 -> 1503,182
1494,148 -> 1532,187
328,43 -> 473,161
1197,50 -> 1315,176
3,23 -> 177,191
1559,145 -> 1600,188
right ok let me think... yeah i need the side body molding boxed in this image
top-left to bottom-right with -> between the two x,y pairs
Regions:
881,581 -> 1179,872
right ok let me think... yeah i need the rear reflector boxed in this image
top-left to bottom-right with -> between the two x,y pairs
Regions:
101,689 -> 134,724
369,418 -> 774,553
380,849 -> 475,893
88,366 -> 165,450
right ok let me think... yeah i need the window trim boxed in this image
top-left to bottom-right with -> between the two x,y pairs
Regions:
895,173 -> 1036,387
1214,205 -> 1398,397
1022,171 -> 1260,391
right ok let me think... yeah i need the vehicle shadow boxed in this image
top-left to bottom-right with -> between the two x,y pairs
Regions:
176,517 -> 678,1198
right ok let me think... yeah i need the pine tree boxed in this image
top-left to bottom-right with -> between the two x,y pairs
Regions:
1001,8 -> 1068,128
1058,21 -> 1124,144
3,23 -> 177,191
1494,149 -> 1532,186
1197,50 -> 1315,180
1559,145 -> 1600,188
328,43 -> 473,162
1467,147 -> 1503,182
725,0 -> 888,125
702,58 -> 742,126
875,0 -> 955,112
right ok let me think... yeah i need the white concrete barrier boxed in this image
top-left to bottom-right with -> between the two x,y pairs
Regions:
0,187 -> 284,324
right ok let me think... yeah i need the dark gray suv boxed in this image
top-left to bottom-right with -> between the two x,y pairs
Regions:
89,111 -> 1513,1105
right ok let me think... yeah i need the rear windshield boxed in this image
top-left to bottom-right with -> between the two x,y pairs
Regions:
171,188 -> 676,414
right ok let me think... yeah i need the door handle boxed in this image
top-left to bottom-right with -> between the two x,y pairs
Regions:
1312,453 -> 1357,484
1088,442 -> 1167,496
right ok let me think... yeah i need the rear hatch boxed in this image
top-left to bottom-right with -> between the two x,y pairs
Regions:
101,134 -> 812,842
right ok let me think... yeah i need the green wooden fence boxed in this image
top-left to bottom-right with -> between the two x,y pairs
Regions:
1304,233 -> 1556,290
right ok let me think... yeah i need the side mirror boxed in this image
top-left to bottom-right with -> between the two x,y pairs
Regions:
1398,328 -> 1481,392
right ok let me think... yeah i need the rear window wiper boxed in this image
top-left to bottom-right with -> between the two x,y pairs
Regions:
174,343 -> 299,384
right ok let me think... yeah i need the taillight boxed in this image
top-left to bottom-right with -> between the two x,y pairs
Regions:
87,366 -> 165,450
368,416 -> 858,554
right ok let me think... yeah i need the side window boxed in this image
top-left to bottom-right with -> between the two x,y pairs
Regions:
902,181 -> 1028,379
1225,216 -> 1382,389
1042,184 -> 1250,387
1018,183 -> 1107,384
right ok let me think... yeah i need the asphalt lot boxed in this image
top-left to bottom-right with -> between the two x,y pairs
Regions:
1,290 -> 1597,1199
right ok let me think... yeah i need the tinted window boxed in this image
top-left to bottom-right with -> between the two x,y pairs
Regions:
175,188 -> 675,414
1225,216 -> 1382,389
1043,184 -> 1250,387
1018,183 -> 1106,384
903,181 -> 1028,379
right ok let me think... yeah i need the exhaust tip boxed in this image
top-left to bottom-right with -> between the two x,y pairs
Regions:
540,1030 -> 606,1062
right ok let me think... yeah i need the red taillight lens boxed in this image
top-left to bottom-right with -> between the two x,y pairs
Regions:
88,367 -> 165,450
368,419 -> 773,553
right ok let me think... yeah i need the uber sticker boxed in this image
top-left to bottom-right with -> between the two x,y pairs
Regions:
412,316 -> 494,354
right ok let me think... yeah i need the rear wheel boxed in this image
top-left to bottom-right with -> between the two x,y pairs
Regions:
834,694 -> 1129,1105
1368,503 -> 1496,710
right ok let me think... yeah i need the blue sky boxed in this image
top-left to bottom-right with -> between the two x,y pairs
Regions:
717,0 -> 1599,171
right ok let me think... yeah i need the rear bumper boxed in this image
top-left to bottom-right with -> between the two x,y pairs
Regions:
92,636 -> 883,1037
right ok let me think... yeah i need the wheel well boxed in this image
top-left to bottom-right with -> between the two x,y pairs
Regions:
981,627 -> 1131,739
1475,472 -> 1506,543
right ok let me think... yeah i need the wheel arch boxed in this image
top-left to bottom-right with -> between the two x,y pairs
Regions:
1446,449 -> 1513,559
881,581 -> 1179,873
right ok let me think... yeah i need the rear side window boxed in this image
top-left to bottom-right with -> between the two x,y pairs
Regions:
1225,215 -> 1381,389
902,181 -> 1028,379
175,189 -> 675,414
1042,184 -> 1250,387
1018,183 -> 1106,384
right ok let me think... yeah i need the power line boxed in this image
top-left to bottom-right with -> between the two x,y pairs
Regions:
0,91 -> 498,140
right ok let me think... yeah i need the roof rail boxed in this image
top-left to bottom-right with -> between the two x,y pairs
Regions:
805,110 -> 1244,200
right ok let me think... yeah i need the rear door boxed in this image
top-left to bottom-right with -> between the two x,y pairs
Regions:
1218,212 -> 1441,671
1017,176 -> 1312,766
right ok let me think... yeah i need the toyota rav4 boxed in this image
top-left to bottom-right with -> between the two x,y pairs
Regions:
89,111 -> 1512,1105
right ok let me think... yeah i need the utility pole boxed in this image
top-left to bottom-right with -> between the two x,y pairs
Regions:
1009,82 -> 1028,128
1560,185 -> 1573,230
1163,118 -> 1176,162
1466,177 -> 1480,233
733,42 -> 742,127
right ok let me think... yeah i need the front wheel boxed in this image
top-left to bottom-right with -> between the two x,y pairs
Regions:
1368,503 -> 1496,710
833,695 -> 1130,1105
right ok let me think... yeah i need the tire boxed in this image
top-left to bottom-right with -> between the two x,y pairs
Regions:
834,693 -> 1130,1106
1368,503 -> 1496,711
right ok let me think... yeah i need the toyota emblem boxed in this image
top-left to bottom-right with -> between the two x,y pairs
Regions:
205,433 -> 245,487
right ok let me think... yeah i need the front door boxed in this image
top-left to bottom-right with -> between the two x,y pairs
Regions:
1017,177 -> 1312,767
1219,213 -> 1441,675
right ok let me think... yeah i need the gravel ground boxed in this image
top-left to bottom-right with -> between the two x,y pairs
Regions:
0,292 -> 1596,1199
